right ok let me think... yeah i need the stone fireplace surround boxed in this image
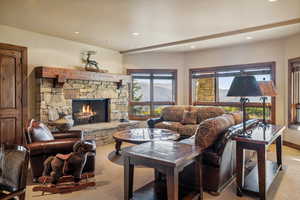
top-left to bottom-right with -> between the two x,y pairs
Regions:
35,66 -> 140,145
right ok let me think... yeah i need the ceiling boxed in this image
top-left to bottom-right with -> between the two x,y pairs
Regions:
0,0 -> 300,53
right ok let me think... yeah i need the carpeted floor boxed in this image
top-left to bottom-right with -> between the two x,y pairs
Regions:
26,143 -> 300,200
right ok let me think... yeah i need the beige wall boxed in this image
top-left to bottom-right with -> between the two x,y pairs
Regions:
0,25 -> 123,119
123,52 -> 187,105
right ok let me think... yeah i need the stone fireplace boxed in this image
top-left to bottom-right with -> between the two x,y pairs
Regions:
35,67 -> 130,125
72,98 -> 110,125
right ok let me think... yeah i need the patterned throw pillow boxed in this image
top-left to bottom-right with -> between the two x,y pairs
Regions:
229,111 -> 244,124
181,110 -> 197,125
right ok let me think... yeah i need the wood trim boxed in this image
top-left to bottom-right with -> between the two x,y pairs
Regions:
120,18 -> 300,54
270,62 -> 276,123
130,101 -> 175,105
193,101 -> 271,107
36,66 -> 131,84
127,69 -> 178,74
0,43 -> 28,144
283,141 -> 300,151
21,46 -> 28,145
190,62 -> 275,73
189,62 -> 276,123
288,57 -> 300,125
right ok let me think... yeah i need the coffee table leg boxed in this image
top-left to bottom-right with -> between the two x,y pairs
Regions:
115,140 -> 122,155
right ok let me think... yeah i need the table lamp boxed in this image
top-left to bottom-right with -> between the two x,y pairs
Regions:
258,80 -> 277,126
227,75 -> 262,137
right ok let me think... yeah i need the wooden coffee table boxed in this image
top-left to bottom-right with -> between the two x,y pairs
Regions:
112,128 -> 180,155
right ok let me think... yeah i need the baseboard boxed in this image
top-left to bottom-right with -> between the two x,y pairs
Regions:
283,141 -> 300,151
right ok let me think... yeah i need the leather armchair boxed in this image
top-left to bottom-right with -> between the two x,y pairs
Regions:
25,123 -> 95,182
0,144 -> 29,200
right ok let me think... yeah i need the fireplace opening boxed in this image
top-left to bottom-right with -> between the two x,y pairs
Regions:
72,98 -> 110,125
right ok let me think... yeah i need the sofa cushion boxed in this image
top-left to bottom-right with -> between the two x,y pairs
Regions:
191,106 -> 225,124
195,114 -> 235,149
229,111 -> 243,124
155,121 -> 184,132
181,110 -> 197,125
178,124 -> 198,136
161,106 -> 189,122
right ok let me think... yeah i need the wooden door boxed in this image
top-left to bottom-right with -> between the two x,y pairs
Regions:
0,43 -> 27,145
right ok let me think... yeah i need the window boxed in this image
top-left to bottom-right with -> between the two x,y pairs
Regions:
190,62 -> 276,123
288,57 -> 300,126
128,69 -> 177,120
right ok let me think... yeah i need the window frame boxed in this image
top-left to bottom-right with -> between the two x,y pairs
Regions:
127,69 -> 178,120
189,62 -> 276,123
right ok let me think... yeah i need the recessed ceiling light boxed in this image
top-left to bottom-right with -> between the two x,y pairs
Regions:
269,0 -> 278,2
190,45 -> 195,49
246,36 -> 253,40
74,32 -> 80,34
132,32 -> 140,36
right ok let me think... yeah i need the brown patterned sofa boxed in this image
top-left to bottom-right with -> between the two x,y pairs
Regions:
147,106 -> 225,137
148,105 -> 254,194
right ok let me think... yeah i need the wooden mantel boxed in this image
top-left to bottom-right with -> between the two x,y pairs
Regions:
35,66 -> 131,87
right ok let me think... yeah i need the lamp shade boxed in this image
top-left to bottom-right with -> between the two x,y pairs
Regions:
258,81 -> 277,97
227,75 -> 262,97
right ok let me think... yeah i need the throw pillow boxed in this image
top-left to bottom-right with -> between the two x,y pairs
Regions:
229,111 -> 244,124
28,119 -> 54,142
181,110 -> 197,125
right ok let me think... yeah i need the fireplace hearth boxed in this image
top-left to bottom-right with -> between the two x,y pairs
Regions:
72,99 -> 110,125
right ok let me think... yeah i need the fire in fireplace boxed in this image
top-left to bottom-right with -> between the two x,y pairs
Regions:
72,99 -> 110,125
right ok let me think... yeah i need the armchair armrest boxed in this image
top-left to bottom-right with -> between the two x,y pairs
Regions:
52,130 -> 83,140
147,117 -> 164,128
27,138 -> 78,156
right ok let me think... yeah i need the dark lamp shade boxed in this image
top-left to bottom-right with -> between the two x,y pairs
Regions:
227,75 -> 262,97
258,81 -> 277,97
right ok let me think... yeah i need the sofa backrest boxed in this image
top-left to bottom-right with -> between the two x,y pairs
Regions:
161,105 -> 225,123
161,106 -> 190,122
195,114 -> 235,149
190,106 -> 225,124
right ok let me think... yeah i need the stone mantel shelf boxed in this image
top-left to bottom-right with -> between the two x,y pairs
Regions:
35,66 -> 131,87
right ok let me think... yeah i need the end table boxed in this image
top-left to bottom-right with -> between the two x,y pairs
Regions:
123,141 -> 203,200
232,124 -> 285,200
